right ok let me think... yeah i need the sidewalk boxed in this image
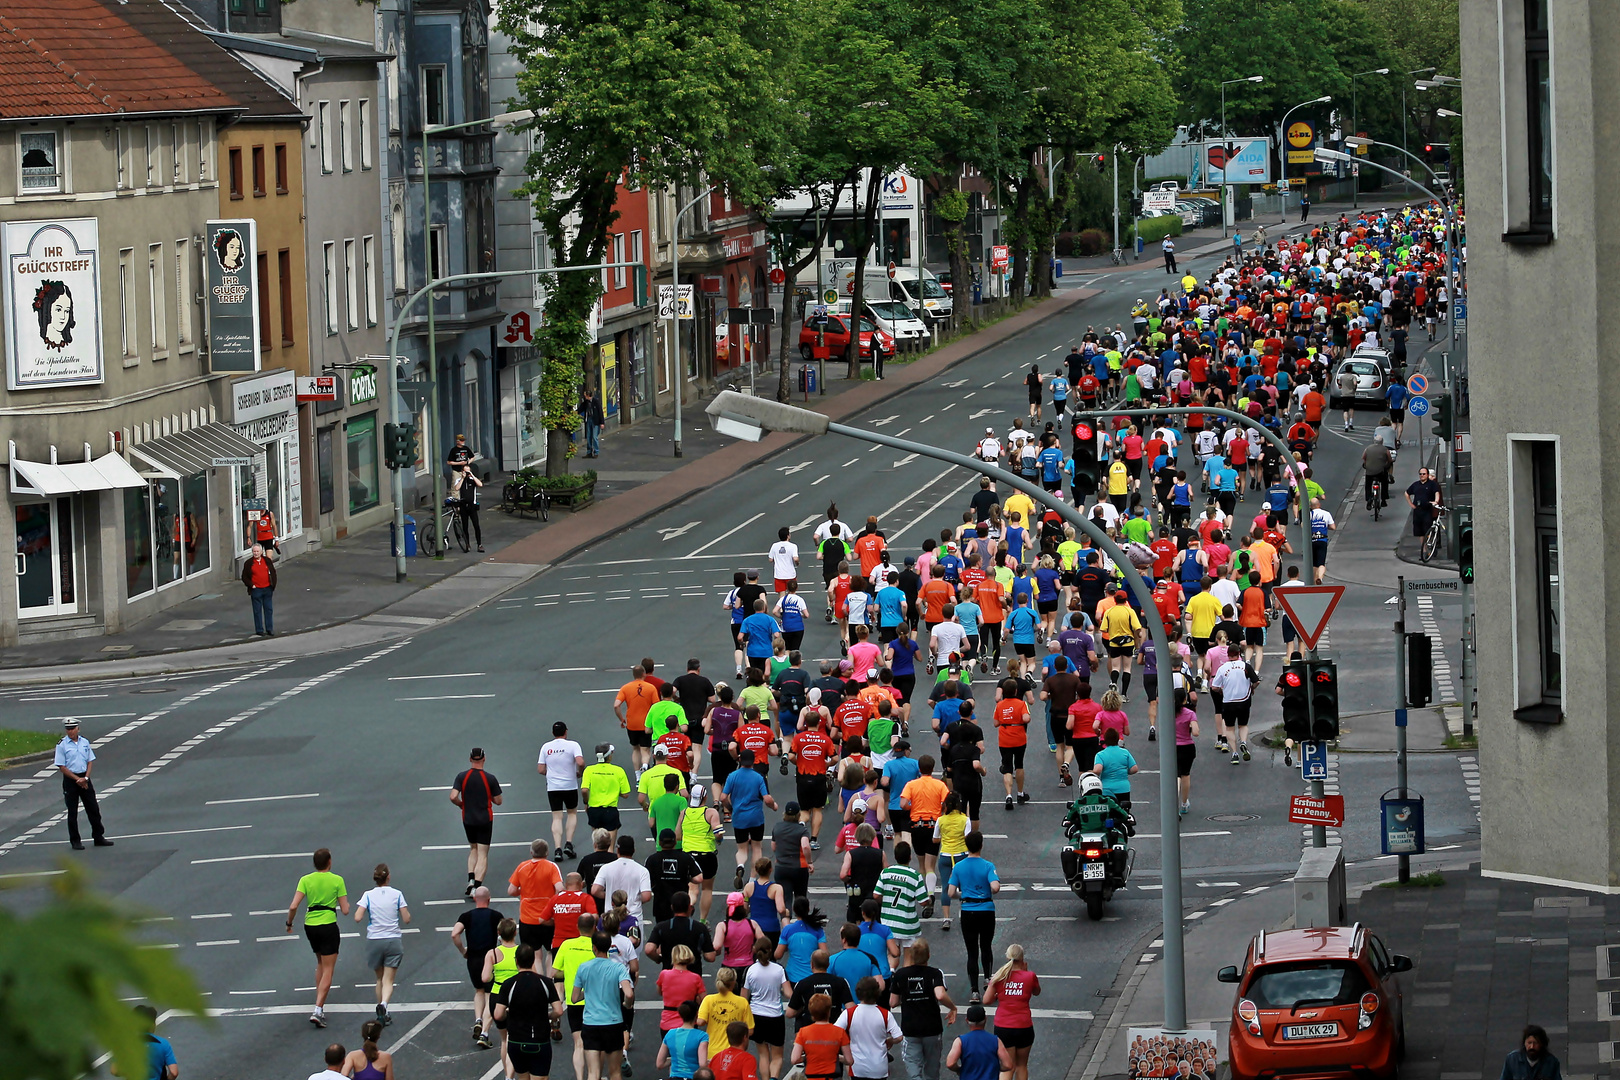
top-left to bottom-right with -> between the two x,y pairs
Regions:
1072,855 -> 1611,1080
0,288 -> 1098,686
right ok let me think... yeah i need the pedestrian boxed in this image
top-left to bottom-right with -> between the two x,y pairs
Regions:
355,863 -> 410,1027
1174,688 -> 1201,816
581,386 -> 605,458
131,1004 -> 178,1080
945,1005 -> 1010,1080
253,502 -> 281,554
452,459 -> 485,552
1024,365 -> 1043,421
791,992 -> 854,1077
571,932 -> 634,1080
482,918 -> 523,1056
837,976 -> 904,1080
840,823 -> 885,925
452,885 -> 504,1047
339,1021 -> 392,1080
613,667 -> 658,778
540,721 -> 586,860
1299,193 -> 1311,221
452,747 -> 503,896
1162,237 -> 1177,274
770,525 -> 800,594
771,801 -> 813,912
721,748 -> 777,891
54,719 -> 110,850
647,828 -> 704,924
1499,1024 -> 1563,1079
492,944 -> 563,1080
580,744 -> 631,849
713,890 -> 766,970
698,965 -> 755,1054
551,912 -> 599,1080
992,679 -> 1030,811
744,857 -> 788,948
285,848 -> 350,1029
948,831 -> 999,1004
508,838 -> 564,958
745,937 -> 793,1079
777,896 -> 828,983
1406,466 -> 1442,539
1307,498 -> 1335,584
983,944 -> 1040,1080
241,541 -> 277,636
307,1043 -> 347,1080
591,835 -> 653,927
890,938 -> 954,1080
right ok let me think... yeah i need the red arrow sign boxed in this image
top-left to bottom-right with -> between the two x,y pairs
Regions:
1289,793 -> 1345,827
1274,585 -> 1346,652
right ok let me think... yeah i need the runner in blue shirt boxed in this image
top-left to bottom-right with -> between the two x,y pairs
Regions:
955,596 -> 982,664
947,833 -> 1000,999
740,601 -> 781,674
875,575 -> 908,640
1005,595 -> 1040,661
1037,443 -> 1064,492
1384,381 -> 1408,444
721,749 -> 777,889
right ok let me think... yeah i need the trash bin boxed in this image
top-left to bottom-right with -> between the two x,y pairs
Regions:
799,364 -> 817,394
1135,235 -> 1145,255
1379,790 -> 1425,855
1053,259 -> 1063,279
391,514 -> 418,558
972,281 -> 983,304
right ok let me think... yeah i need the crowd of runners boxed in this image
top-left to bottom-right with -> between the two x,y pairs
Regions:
273,202 -> 1460,1080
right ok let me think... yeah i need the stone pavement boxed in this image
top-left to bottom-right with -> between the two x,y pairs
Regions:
1070,854 -> 1615,1080
0,288 -> 1096,685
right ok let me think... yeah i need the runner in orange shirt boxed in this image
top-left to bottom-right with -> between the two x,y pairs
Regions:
507,838 -> 563,957
853,516 -> 886,580
973,576 -> 1006,674
614,665 -> 659,777
993,684 -> 1030,810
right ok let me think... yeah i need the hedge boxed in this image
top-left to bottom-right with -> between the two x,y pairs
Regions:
518,468 -> 597,493
1131,215 -> 1183,246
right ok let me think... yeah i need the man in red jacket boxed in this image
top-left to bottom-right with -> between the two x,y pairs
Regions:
241,542 -> 277,636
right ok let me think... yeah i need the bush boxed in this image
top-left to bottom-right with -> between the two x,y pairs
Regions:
1131,215 -> 1183,246
519,468 -> 597,493
1075,228 -> 1108,256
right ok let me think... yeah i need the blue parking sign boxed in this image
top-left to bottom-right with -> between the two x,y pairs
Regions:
1301,740 -> 1328,781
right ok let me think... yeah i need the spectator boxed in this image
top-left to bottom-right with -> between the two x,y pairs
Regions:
241,542 -> 277,636
1499,1025 -> 1563,1080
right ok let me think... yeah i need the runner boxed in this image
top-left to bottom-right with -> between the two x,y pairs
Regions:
540,722 -> 586,861
983,944 -> 1040,1080
722,749 -> 777,891
992,680 -> 1030,810
613,666 -> 659,778
579,743 -> 631,848
286,848 -> 350,1029
948,832 -> 999,1005
1173,688 -> 1201,816
508,839 -> 563,959
452,748 -> 503,897
354,863 -> 409,1027
451,885 -> 503,1047
677,784 -> 724,921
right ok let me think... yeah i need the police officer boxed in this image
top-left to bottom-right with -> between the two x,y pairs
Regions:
55,720 -> 111,850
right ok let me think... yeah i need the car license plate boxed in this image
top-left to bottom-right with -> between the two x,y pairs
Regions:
1281,1023 -> 1339,1040
1082,862 -> 1106,880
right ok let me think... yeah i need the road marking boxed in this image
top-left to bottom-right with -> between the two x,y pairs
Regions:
548,667 -> 596,672
197,939 -> 240,947
422,841 -> 534,851
387,673 -> 486,681
42,712 -> 136,721
892,453 -> 919,468
778,491 -> 798,504
192,913 -> 233,919
206,793 -> 319,805
843,458 -> 859,467
581,688 -> 619,694
396,694 -> 497,702
886,474 -> 980,546
26,824 -> 254,846
810,475 -> 830,486
194,852 -> 319,865
870,415 -> 900,426
387,1005 -> 449,1055
419,786 -> 452,791
687,512 -> 764,557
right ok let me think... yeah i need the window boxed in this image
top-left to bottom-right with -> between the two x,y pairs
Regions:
429,224 -> 448,282
362,235 -> 378,325
1512,437 -> 1562,720
346,414 -> 380,513
323,241 -> 338,333
116,126 -> 128,189
462,365 -> 480,453
123,485 -> 153,598
344,238 -> 359,330
145,126 -> 155,187
340,100 -> 353,172
118,248 -> 136,360
19,130 -> 60,192
613,233 -> 627,289
390,182 -> 407,293
124,473 -> 209,598
251,144 -> 266,197
274,143 -> 288,194
386,58 -> 401,134
1503,0 -> 1554,240
359,99 -> 373,169
174,238 -> 192,350
198,119 -> 212,181
278,249 -> 294,347
257,251 -> 272,351
421,65 -> 447,127
147,243 -> 166,357
171,121 -> 184,184
318,101 -> 334,173
228,146 -> 244,199
1525,0 -> 1551,229
317,427 -> 335,517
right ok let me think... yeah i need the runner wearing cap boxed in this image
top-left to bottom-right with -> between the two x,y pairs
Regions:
677,783 -> 724,919
1097,590 -> 1145,703
975,427 -> 1002,463
539,722 -> 585,860
580,744 -> 631,848
452,747 -> 503,896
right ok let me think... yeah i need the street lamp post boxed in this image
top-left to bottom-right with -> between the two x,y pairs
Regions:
1344,136 -> 1448,203
669,185 -> 716,457
1219,76 -> 1264,236
415,108 -> 535,560
1348,68 -> 1391,209
1402,68 -> 1436,157
1276,96 -> 1332,223
704,390 -> 1191,1033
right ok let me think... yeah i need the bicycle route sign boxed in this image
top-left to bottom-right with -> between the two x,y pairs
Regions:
1407,395 -> 1431,418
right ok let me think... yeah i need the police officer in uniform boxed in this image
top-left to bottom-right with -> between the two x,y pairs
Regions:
55,720 -> 112,850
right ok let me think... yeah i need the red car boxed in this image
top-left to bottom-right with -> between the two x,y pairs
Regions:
1219,924 -> 1410,1080
798,312 -> 893,364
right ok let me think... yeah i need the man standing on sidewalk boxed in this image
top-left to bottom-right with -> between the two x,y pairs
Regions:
55,720 -> 111,850
1162,237 -> 1178,275
581,385 -> 606,458
241,542 -> 277,637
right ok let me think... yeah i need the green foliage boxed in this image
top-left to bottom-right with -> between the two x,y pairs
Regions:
1377,871 -> 1445,889
0,865 -> 206,1080
1132,215 -> 1183,245
0,730 -> 56,759
518,468 -> 598,494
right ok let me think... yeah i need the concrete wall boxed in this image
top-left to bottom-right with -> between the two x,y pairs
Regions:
1465,0 -> 1620,890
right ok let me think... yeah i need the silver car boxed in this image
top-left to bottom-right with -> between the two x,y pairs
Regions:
1330,357 -> 1388,408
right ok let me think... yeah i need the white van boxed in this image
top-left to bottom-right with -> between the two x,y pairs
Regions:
835,298 -> 929,345
889,267 -> 953,322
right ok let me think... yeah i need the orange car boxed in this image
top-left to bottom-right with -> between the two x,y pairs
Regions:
1218,924 -> 1411,1080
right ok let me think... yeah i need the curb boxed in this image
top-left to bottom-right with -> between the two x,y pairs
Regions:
0,750 -> 52,770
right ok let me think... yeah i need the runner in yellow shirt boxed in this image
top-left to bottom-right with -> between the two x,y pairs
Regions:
1097,590 -> 1145,701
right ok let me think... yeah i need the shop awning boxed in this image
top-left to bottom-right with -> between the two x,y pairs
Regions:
128,423 -> 263,477
10,453 -> 148,496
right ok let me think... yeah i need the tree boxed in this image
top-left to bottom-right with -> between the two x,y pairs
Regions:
497,0 -> 789,474
0,866 -> 206,1080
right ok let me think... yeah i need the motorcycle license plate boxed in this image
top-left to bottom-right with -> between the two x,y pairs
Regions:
1081,862 -> 1106,880
1281,1023 -> 1339,1041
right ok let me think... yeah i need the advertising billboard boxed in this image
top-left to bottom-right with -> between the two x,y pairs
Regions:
3,218 -> 103,390
1205,138 -> 1273,184
206,219 -> 260,373
1286,120 -> 1316,164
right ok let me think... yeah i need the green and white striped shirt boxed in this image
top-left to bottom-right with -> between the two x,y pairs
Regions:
874,864 -> 927,936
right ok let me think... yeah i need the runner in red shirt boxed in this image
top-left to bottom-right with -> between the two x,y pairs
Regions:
789,721 -> 836,840
834,695 -> 872,744
708,1024 -> 759,1080
541,874 -> 596,943
731,710 -> 776,776
993,689 -> 1030,810
657,728 -> 697,778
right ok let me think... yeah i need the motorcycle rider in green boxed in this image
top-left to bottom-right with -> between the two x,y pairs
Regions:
1065,774 -> 1134,844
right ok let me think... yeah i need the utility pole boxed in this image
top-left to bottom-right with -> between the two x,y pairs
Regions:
1112,147 -> 1120,256
1395,575 -> 1410,883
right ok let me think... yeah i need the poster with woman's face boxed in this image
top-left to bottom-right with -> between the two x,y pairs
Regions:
206,219 -> 260,373
3,218 -> 103,389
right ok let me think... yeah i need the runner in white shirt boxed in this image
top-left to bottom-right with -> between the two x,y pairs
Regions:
929,615 -> 967,671
539,723 -> 586,858
769,528 -> 800,589
355,866 -> 411,1026
592,841 -> 654,923
976,428 -> 1003,462
836,990 -> 904,1080
1006,420 -> 1035,456
1209,655 -> 1258,763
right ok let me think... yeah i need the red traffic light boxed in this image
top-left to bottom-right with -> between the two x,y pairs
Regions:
1424,143 -> 1434,153
1074,423 -> 1094,440
1285,672 -> 1303,687
1314,669 -> 1334,684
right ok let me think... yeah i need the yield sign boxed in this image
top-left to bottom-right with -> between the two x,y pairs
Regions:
1274,585 -> 1346,651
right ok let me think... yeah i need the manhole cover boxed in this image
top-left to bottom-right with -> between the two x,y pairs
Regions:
1207,813 -> 1260,823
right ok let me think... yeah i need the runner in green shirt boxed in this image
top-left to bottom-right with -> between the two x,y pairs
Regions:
285,848 -> 349,1028
580,744 -> 631,845
638,753 -> 683,809
645,685 -> 685,742
649,774 -> 688,839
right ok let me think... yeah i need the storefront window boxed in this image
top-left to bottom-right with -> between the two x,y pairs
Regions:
124,485 -> 153,598
182,471 -> 209,575
317,427 -> 336,516
346,413 -> 379,513
238,465 -> 256,553
153,478 -> 180,589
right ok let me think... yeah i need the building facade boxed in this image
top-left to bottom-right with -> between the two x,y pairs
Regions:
1461,0 -> 1612,889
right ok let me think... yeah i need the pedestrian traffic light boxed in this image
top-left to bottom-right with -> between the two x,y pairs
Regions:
1309,659 -> 1340,741
383,422 -> 416,470
1094,154 -> 1106,172
1071,420 -> 1098,495
1458,521 -> 1474,584
1280,662 -> 1311,742
1130,196 -> 1143,217
1434,394 -> 1453,441
1423,143 -> 1433,155
1405,632 -> 1433,708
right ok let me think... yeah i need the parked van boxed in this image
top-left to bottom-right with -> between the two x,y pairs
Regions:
835,298 -> 929,345
890,267 -> 953,322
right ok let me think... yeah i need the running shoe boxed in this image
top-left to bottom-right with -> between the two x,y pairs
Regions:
969,992 -> 981,1006
810,839 -> 820,852
622,1058 -> 633,1077
1241,741 -> 1251,762
561,842 -> 576,860
1148,725 -> 1156,742
1005,795 -> 1015,811
941,917 -> 951,931
377,1003 -> 388,1025
1017,792 -> 1030,804
310,1011 -> 327,1029
477,1030 -> 493,1050
1059,762 -> 1072,786
473,1019 -> 484,1035
1231,753 -> 1241,765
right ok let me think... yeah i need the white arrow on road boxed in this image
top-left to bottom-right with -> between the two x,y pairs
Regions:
1384,596 -> 1400,605
658,521 -> 702,541
892,453 -> 919,468
967,408 -> 1002,420
942,379 -> 969,388
792,513 -> 822,530
870,415 -> 900,427
776,461 -> 813,475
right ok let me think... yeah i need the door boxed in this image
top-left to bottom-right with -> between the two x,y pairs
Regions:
16,498 -> 76,618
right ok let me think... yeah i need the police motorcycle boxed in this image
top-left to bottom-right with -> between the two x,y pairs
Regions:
1060,774 -> 1135,921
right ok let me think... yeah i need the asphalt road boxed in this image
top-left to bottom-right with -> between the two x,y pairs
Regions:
0,242 -> 1478,1080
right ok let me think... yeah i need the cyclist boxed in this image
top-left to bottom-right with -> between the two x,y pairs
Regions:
1360,438 -> 1393,512
1406,467 -> 1442,540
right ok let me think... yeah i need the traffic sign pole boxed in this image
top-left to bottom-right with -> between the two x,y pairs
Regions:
1395,574 -> 1410,884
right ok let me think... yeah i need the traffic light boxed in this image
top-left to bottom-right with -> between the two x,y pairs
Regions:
1309,659 -> 1340,741
633,265 -> 648,307
1423,143 -> 1433,156
1405,632 -> 1433,708
1433,394 -> 1453,442
1071,420 -> 1098,495
1130,196 -> 1143,217
1458,521 -> 1474,584
1094,154 -> 1106,172
383,422 -> 416,470
1280,662 -> 1311,742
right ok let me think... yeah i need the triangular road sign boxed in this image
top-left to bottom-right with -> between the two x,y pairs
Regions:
1275,585 -> 1346,652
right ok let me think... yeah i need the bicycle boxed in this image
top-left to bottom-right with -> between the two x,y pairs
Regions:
1110,247 -> 1123,266
1419,504 -> 1449,564
1368,477 -> 1383,521
417,499 -> 472,555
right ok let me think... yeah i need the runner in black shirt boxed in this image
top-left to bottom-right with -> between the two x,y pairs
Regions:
645,832 -> 703,922
890,941 -> 956,1078
576,830 -> 617,892
452,749 -> 502,895
943,708 -> 987,825
787,951 -> 853,1029
672,660 -> 716,739
493,948 -> 561,1080
643,892 -> 713,975
453,888 -> 505,1041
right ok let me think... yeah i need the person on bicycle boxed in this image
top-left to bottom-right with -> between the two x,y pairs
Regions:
453,463 -> 485,552
1405,467 -> 1442,540
1360,439 -> 1393,512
